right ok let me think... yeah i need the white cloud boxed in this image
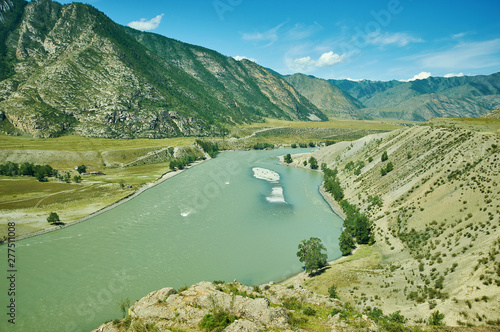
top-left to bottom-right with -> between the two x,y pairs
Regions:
127,14 -> 164,31
367,32 -> 423,47
316,51 -> 346,67
233,55 -> 257,63
444,72 -> 465,78
405,72 -> 432,81
409,39 -> 500,70
288,51 -> 347,72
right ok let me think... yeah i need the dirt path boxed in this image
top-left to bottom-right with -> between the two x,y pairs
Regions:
34,185 -> 90,208
239,126 -> 286,140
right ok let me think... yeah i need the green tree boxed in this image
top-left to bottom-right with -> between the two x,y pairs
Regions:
339,230 -> 355,256
19,162 -> 34,176
297,237 -> 327,274
381,151 -> 388,162
1,161 -> 19,176
77,165 -> 87,174
47,212 -> 60,224
381,161 -> 394,176
309,156 -> 318,170
324,177 -> 344,201
35,172 -> 47,182
387,311 -> 407,324
63,172 -> 71,183
428,310 -> 444,326
73,175 -> 82,183
291,143 -> 297,148
328,284 -> 338,299
196,139 -> 219,157
355,214 -> 371,244
284,154 -> 293,164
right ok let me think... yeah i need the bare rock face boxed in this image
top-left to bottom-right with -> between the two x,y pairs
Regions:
91,281 -> 346,331
223,319 -> 260,332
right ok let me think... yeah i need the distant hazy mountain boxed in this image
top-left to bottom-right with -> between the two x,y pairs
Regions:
329,74 -> 500,121
284,74 -> 365,119
0,0 -> 325,138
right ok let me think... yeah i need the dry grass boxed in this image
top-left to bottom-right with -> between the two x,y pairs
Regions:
290,120 -> 500,326
0,134 -> 194,151
238,117 -> 406,130
304,245 -> 382,295
427,117 -> 500,133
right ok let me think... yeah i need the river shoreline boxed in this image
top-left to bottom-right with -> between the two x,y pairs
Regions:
318,183 -> 347,220
14,157 -> 209,242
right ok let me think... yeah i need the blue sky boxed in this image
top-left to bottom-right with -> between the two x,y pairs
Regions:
57,0 -> 500,81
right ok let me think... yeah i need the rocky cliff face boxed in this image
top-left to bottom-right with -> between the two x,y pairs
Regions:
91,281 -> 377,332
0,0 -> 325,138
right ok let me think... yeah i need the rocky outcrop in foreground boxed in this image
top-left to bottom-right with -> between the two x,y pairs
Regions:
92,281 -> 376,332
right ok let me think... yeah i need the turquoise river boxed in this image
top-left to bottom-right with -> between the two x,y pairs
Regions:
0,148 -> 343,331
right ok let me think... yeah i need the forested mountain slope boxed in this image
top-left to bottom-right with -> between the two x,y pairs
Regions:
0,0 -> 325,138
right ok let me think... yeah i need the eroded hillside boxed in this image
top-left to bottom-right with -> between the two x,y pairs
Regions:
293,119 -> 500,326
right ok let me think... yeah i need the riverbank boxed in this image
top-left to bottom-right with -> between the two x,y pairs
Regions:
318,184 -> 346,220
279,246 -> 361,288
12,157 -> 209,242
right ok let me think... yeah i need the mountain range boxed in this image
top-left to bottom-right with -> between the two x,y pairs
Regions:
0,0 -> 499,138
284,73 -> 500,121
0,0 -> 325,138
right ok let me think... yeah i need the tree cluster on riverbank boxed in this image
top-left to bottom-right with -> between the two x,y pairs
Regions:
321,163 -> 373,255
169,154 -> 200,171
0,161 -> 56,181
195,139 -> 219,158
